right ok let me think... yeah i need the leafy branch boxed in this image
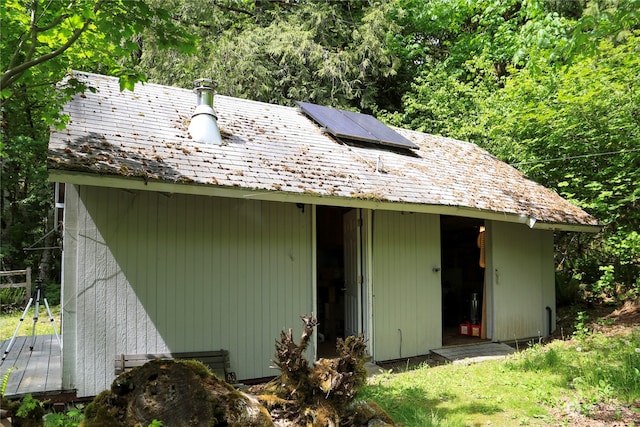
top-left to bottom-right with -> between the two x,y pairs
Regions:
1,1 -> 104,91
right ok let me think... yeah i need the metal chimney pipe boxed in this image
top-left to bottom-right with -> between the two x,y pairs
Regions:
188,78 -> 222,145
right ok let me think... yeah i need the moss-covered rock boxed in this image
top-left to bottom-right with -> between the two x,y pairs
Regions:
81,359 -> 273,426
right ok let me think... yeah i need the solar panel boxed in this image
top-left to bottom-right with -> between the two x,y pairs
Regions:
297,102 -> 419,150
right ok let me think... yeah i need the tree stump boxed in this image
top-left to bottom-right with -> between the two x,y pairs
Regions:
81,315 -> 396,426
81,359 -> 272,426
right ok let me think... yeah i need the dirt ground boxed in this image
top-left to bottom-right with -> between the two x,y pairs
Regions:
550,301 -> 640,427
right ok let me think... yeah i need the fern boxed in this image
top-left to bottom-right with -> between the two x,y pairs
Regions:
1,367 -> 15,397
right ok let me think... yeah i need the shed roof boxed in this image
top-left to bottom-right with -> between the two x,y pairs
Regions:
48,72 -> 600,232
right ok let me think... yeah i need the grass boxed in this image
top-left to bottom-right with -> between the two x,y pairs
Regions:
0,304 -> 62,340
359,328 -> 640,426
360,358 -> 564,426
0,284 -> 62,340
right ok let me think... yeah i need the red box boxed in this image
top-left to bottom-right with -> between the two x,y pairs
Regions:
459,323 -> 470,335
470,324 -> 481,337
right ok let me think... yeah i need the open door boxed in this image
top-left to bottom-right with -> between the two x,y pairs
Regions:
440,216 -> 486,346
343,209 -> 361,338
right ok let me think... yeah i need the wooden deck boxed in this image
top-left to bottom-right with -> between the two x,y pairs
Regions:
0,335 -> 66,398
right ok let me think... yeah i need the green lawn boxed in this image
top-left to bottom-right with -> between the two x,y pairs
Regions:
359,329 -> 640,427
0,304 -> 61,341
361,357 -> 564,426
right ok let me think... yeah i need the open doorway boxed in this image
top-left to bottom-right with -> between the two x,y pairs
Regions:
316,206 -> 351,357
441,216 -> 487,346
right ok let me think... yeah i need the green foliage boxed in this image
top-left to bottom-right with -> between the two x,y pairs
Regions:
1,367 -> 15,397
44,406 -> 84,427
573,311 -> 591,340
140,0 -> 402,111
0,0 -> 194,102
388,0 -> 638,302
0,127 -> 53,273
1,0 -> 195,279
560,0 -> 640,62
16,393 -> 44,417
479,31 -> 640,298
0,287 -> 27,308
508,329 -> 640,406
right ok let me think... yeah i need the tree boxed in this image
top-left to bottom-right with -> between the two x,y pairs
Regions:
388,0 -> 639,302
138,0 -> 403,112
479,32 -> 640,301
384,0 -> 579,140
0,0 -> 194,279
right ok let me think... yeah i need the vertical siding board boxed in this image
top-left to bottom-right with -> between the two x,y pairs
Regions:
114,191 -> 128,356
200,196 -> 213,346
290,204 -> 303,338
165,195 -> 178,351
265,204 -> 279,365
373,211 -> 440,361
74,186 -> 85,393
81,186 -> 98,394
125,194 -> 138,353
197,195 -> 209,348
61,185 -> 79,391
76,186 -> 86,393
491,221 -> 547,341
174,197 -> 187,350
208,196 -> 222,347
184,194 -> 199,349
238,200 -> 249,372
93,190 -> 108,391
259,203 -> 270,367
78,187 -> 90,393
103,189 -> 118,384
218,199 -> 231,353
138,192 -> 151,352
155,194 -> 169,353
250,202 -> 262,366
406,215 -> 418,354
146,192 -> 158,352
137,192 -> 149,352
131,193 -> 142,353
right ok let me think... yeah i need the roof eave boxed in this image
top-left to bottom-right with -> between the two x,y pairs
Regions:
49,169 -> 601,233
529,221 -> 602,233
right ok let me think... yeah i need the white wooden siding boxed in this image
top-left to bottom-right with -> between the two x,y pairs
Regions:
372,211 -> 441,361
489,221 -> 555,341
63,185 -> 312,397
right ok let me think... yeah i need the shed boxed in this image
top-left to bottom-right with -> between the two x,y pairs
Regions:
48,71 -> 600,397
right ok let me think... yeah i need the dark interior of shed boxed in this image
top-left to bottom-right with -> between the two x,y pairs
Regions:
316,206 -> 350,357
440,215 -> 486,345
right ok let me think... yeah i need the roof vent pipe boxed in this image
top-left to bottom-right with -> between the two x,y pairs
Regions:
188,78 -> 222,145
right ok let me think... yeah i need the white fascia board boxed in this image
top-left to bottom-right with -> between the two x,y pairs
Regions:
529,221 -> 602,233
48,170 -> 601,233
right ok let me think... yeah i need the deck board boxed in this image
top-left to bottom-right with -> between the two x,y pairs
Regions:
0,335 -> 64,398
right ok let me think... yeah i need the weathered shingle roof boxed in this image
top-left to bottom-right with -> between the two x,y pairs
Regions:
48,72 -> 600,231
